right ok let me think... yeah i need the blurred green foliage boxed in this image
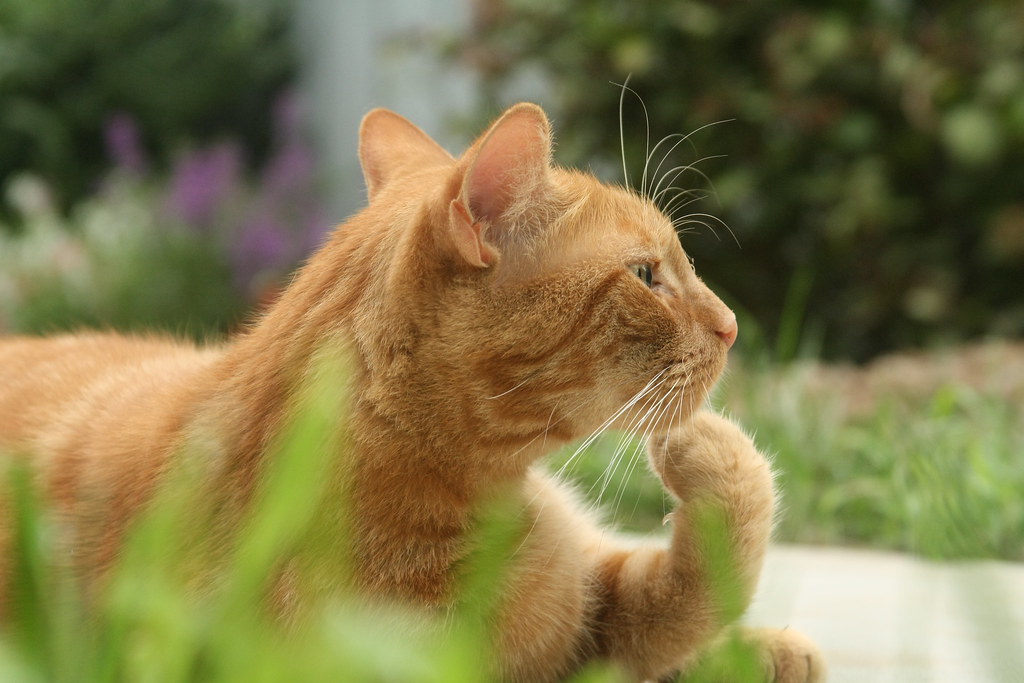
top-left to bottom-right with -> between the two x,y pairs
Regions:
0,174 -> 247,340
0,363 -> 506,683
460,0 -> 1024,360
723,359 -> 1024,561
0,0 -> 295,222
0,89 -> 326,340
552,349 -> 1024,562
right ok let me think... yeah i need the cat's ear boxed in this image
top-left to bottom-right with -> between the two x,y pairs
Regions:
359,109 -> 454,202
449,103 -> 553,268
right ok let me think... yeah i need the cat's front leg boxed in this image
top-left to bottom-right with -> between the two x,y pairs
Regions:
647,410 -> 776,605
587,411 -> 825,681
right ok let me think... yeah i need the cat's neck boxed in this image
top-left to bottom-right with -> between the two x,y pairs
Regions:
197,213 -> 543,508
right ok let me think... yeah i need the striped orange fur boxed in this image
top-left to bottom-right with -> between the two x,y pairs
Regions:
0,104 -> 824,681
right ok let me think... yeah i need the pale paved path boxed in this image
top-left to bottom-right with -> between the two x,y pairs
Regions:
745,545 -> 1024,682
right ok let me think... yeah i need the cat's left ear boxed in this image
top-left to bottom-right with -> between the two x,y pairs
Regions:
360,109 -> 455,202
450,103 -> 553,268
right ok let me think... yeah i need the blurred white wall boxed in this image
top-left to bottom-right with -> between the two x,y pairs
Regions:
295,0 -> 477,221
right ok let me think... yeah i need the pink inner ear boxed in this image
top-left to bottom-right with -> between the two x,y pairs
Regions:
450,199 -> 497,268
359,109 -> 454,201
464,107 -> 550,227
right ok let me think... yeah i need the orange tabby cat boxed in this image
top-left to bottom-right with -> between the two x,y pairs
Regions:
0,104 -> 824,681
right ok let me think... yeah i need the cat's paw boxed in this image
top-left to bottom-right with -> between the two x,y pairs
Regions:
679,627 -> 826,683
747,627 -> 827,683
648,411 -> 772,505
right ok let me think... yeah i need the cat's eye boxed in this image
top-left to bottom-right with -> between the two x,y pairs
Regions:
631,263 -> 654,288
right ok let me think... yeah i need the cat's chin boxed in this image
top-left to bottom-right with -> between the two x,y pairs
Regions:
605,379 -> 713,441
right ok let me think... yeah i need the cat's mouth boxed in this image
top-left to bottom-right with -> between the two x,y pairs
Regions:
655,348 -> 727,428
661,369 -> 716,428
609,356 -> 720,439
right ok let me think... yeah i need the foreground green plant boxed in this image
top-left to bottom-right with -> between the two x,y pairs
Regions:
0,350 -> 789,683
2,371 -> 473,682
3,337 -> 1018,681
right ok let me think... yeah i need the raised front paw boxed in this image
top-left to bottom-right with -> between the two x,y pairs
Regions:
648,411 -> 774,506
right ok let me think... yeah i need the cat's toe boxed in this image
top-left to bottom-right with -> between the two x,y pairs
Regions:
750,628 -> 827,683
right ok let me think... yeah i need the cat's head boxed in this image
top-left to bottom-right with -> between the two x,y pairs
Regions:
352,103 -> 737,461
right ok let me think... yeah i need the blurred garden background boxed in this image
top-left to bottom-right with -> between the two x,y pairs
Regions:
1,0 -> 1023,679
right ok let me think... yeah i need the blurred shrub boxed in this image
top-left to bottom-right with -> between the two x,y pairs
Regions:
0,93 -> 328,340
0,0 -> 295,222
458,0 -> 1024,360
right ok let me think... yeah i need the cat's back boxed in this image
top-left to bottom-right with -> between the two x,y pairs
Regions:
0,332 -> 222,457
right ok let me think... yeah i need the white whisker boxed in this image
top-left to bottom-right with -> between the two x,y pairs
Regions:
662,193 -> 711,222
540,400 -> 560,452
553,368 -> 669,482
616,76 -> 632,189
644,132 -> 688,192
671,217 -> 719,241
520,372 -> 671,526
652,168 -> 717,211
647,118 -> 733,200
670,212 -> 740,248
588,378 -> 668,503
485,376 -> 533,400
634,92 -> 651,194
650,155 -> 726,204
610,383 -> 679,516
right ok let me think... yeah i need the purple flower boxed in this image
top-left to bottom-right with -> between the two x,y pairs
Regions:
104,113 -> 147,174
260,91 -> 318,200
165,143 -> 242,227
261,141 -> 315,200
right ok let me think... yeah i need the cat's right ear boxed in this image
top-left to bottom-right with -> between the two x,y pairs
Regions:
359,109 -> 455,202
449,103 -> 553,269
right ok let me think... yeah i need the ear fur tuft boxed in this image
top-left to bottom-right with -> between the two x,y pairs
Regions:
460,103 -> 553,229
359,109 -> 454,202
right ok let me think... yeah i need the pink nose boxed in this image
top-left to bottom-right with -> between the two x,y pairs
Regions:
715,311 -> 738,349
